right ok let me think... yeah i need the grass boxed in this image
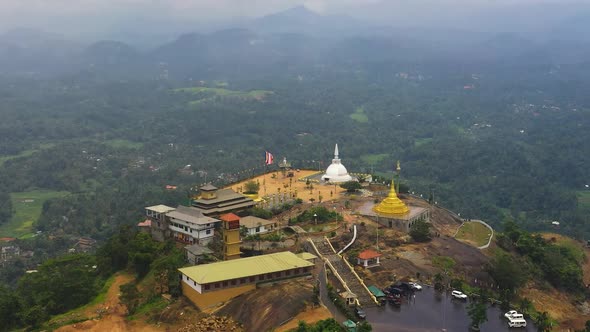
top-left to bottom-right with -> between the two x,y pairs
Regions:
174,87 -> 273,105
455,221 -> 493,247
577,191 -> 590,211
0,143 -> 56,166
360,153 -> 389,165
128,297 -> 169,321
414,138 -> 433,147
350,106 -> 369,123
103,139 -> 144,150
0,190 -> 69,238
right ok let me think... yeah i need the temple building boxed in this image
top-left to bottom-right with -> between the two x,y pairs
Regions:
359,176 -> 430,232
321,144 -> 353,183
191,184 -> 256,216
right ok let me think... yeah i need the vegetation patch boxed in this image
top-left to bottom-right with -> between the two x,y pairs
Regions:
577,191 -> 590,211
175,87 -> 273,104
102,139 -> 144,150
350,106 -> 369,123
455,221 -> 492,247
360,153 -> 388,165
0,190 -> 69,238
0,143 -> 56,166
414,137 -> 433,147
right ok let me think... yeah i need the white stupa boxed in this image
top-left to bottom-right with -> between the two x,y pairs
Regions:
321,144 -> 353,183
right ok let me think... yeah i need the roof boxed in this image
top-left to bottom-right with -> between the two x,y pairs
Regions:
0,237 -> 16,242
200,183 -> 218,191
178,251 -> 314,284
145,204 -> 176,214
295,252 -> 318,261
193,188 -> 252,205
184,244 -> 213,256
342,320 -> 357,328
137,219 -> 151,227
368,285 -> 385,297
219,213 -> 240,222
358,249 -> 382,260
167,206 -> 220,225
240,216 -> 274,228
340,291 -> 357,298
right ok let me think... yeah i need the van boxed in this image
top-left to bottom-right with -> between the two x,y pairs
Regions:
508,319 -> 527,328
510,314 -> 524,320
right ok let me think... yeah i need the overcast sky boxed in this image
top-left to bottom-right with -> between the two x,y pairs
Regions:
0,0 -> 587,39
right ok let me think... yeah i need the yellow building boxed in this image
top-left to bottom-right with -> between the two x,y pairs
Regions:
220,213 -> 242,260
178,251 -> 316,309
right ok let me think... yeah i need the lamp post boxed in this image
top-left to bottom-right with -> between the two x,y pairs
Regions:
314,213 -> 318,225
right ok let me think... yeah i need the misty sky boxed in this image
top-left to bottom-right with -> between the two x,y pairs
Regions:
0,0 -> 587,39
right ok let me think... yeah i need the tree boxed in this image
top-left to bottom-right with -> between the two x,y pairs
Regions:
487,252 -> 526,295
119,282 -> 141,315
244,181 -> 260,194
434,273 -> 444,290
467,300 -> 488,331
340,181 -> 362,193
534,311 -> 552,332
409,219 -> 431,242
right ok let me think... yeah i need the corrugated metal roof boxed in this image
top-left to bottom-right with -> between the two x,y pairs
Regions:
167,206 -> 219,225
178,251 -> 314,284
240,216 -> 275,228
368,285 -> 385,297
295,252 -> 318,261
145,204 -> 176,213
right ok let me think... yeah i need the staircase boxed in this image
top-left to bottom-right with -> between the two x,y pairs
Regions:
310,237 -> 377,307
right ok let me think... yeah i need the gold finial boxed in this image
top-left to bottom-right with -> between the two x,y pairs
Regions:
396,160 -> 401,172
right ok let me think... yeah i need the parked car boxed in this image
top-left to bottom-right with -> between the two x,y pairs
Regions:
408,282 -> 422,290
504,310 -> 519,319
355,307 -> 367,319
451,290 -> 468,299
508,318 -> 527,328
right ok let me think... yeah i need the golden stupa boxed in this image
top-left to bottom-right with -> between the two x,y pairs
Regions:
373,177 -> 409,216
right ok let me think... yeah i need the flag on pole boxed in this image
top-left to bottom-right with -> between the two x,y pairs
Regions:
265,151 -> 274,165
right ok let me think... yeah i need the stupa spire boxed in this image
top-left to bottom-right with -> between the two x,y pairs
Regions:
334,144 -> 339,159
372,163 -> 409,216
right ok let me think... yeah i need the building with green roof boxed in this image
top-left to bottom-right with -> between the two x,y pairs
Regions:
179,251 -> 315,308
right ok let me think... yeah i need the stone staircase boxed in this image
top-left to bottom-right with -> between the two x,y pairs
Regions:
310,237 -> 377,307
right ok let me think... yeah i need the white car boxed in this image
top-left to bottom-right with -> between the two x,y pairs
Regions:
409,282 -> 422,290
451,290 -> 468,299
504,310 -> 519,319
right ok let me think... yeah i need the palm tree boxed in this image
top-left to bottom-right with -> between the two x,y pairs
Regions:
434,273 -> 444,290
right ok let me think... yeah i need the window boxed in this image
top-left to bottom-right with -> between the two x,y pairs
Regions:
204,284 -> 210,290
294,268 -> 300,274
259,274 -> 265,281
206,229 -> 211,235
249,276 -> 255,282
223,281 -> 228,287
215,283 -> 220,288
157,221 -> 161,227
286,270 -> 291,276
193,281 -> 196,286
231,279 -> 237,286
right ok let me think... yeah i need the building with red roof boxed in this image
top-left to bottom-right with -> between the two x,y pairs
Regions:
357,249 -> 382,268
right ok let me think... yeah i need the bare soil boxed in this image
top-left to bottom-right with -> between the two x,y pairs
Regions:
275,305 -> 332,332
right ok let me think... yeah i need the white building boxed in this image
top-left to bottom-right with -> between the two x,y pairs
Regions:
145,204 -> 176,241
240,216 -> 277,236
321,144 -> 353,183
166,206 -> 220,245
